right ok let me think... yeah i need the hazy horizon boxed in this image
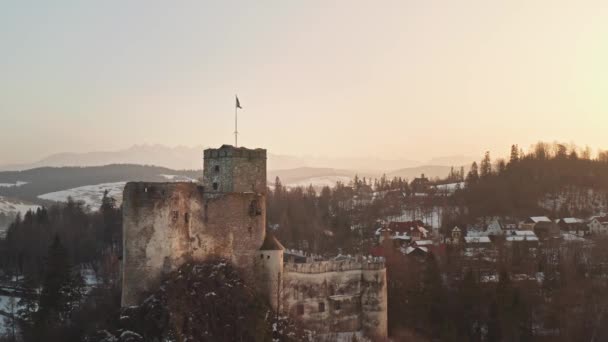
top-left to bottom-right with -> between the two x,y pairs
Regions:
2,1 -> 608,165
0,143 -> 482,173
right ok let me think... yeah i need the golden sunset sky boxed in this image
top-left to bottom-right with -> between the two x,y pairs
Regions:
1,0 -> 607,164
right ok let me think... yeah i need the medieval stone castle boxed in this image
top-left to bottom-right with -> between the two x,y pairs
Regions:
121,145 -> 387,339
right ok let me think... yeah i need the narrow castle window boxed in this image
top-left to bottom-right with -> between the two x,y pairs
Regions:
297,304 -> 304,316
249,200 -> 261,217
214,165 -> 220,173
213,182 -> 218,190
260,254 -> 264,259
318,302 -> 325,313
334,301 -> 341,311
184,212 -> 190,224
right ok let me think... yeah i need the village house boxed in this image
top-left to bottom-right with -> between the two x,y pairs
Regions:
557,217 -> 588,236
376,227 -> 411,248
521,216 -> 560,240
450,226 -> 463,244
588,216 -> 608,235
410,174 -> 430,193
464,236 -> 492,247
505,230 -> 540,247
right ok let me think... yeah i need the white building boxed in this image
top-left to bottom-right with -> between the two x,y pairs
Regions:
588,216 -> 608,235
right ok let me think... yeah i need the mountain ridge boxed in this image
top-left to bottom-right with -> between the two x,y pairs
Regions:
0,145 -> 476,172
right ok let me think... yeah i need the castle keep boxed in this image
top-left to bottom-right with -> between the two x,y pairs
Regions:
121,145 -> 387,339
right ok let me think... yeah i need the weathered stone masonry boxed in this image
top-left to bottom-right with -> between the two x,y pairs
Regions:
282,259 -> 388,339
121,144 -> 388,339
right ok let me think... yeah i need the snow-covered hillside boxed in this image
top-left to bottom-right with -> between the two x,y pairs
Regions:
539,186 -> 608,215
38,182 -> 127,209
0,181 -> 28,188
38,175 -> 198,210
433,182 -> 465,193
0,196 -> 40,217
286,176 -> 353,189
0,197 -> 41,236
159,174 -> 198,182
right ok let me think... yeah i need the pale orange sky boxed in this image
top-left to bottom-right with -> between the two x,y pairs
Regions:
1,1 -> 607,164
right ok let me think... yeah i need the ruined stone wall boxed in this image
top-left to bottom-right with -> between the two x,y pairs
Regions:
203,146 -> 266,194
282,259 -> 387,339
121,182 -> 266,306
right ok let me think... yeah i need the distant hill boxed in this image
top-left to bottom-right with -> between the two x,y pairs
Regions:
427,155 -> 477,167
268,167 -> 360,184
0,145 -> 208,171
269,164 -> 465,188
0,164 -> 200,202
0,145 -> 421,172
387,165 -> 469,181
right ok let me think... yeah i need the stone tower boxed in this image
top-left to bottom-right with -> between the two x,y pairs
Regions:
121,145 -> 268,307
203,145 -> 267,194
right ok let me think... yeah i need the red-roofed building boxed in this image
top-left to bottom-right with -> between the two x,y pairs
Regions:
388,220 -> 425,234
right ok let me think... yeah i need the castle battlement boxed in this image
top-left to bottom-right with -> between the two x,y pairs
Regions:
204,145 -> 267,159
284,258 -> 385,274
203,145 -> 267,194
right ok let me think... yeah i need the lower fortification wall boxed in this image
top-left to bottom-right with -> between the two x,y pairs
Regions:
282,259 -> 387,339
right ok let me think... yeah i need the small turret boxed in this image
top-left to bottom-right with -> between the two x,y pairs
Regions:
257,234 -> 284,311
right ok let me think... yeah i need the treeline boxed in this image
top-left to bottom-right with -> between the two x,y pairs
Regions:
456,142 -> 608,218
1,191 -> 121,285
0,191 -> 123,341
267,175 -> 435,254
386,239 -> 608,341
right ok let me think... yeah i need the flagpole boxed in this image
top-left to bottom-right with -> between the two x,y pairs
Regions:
234,97 -> 238,147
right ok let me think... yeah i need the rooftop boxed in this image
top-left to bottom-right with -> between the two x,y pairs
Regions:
465,236 -> 492,243
259,234 -> 284,250
528,216 -> 551,223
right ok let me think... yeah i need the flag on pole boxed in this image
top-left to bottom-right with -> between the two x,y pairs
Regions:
236,95 -> 242,109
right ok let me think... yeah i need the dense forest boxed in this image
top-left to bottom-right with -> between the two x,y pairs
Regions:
457,142 -> 608,219
267,175 -> 415,254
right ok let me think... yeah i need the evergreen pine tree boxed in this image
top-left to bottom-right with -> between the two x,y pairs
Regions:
37,235 -> 84,325
466,162 -> 480,186
509,144 -> 519,165
480,151 -> 492,178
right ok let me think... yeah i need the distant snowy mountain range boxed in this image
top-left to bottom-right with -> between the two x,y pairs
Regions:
0,145 -> 477,173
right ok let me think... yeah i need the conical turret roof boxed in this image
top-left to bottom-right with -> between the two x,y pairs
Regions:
260,233 -> 284,251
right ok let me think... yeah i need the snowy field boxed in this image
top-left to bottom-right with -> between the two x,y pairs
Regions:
37,175 -> 198,210
0,181 -> 28,188
38,181 -> 127,210
389,207 -> 444,229
282,176 -> 353,189
159,174 -> 197,182
434,182 -> 464,192
0,197 -> 40,217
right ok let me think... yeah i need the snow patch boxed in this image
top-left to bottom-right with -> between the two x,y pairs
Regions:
0,196 -> 40,217
38,182 -> 126,209
0,181 -> 28,188
159,174 -> 197,182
